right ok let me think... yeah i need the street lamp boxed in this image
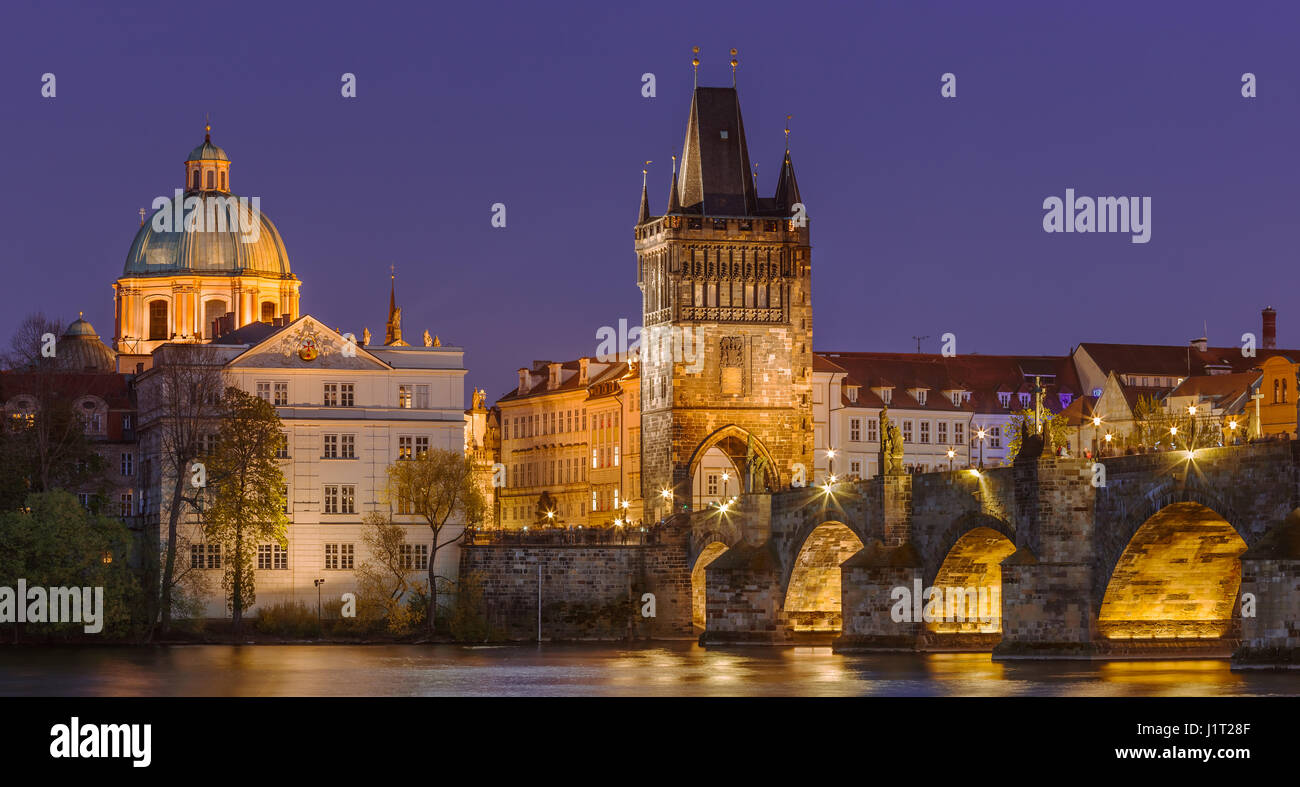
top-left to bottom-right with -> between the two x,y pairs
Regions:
975,427 -> 987,469
313,578 -> 325,625
946,447 -> 955,471
1091,416 -> 1103,457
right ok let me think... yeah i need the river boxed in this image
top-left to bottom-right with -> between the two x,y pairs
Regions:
0,644 -> 1296,696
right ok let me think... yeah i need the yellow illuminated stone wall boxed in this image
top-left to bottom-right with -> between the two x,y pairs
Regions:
783,522 -> 864,632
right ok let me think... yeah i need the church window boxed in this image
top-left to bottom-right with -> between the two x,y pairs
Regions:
261,302 -> 275,323
220,171 -> 227,190
148,300 -> 169,341
191,169 -> 201,190
205,170 -> 214,189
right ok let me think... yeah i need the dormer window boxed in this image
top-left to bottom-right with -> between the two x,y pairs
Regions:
880,388 -> 892,405
998,392 -> 1011,408
845,385 -> 859,403
1018,392 -> 1030,408
915,390 -> 927,406
1060,393 -> 1073,407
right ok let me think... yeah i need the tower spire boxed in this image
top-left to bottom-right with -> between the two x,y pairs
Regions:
385,266 -> 407,346
667,154 -> 681,213
774,117 -> 802,214
638,161 -> 652,224
691,46 -> 700,89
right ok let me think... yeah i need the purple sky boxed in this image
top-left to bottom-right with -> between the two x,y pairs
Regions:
2,1 -> 1298,400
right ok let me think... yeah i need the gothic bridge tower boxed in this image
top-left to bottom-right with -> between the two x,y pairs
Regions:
635,79 -> 813,521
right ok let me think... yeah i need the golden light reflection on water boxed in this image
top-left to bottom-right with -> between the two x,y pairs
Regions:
0,644 -> 1293,697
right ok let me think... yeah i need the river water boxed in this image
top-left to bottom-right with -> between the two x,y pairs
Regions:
0,644 -> 1295,696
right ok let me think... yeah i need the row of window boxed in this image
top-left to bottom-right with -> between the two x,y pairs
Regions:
254,381 -> 432,409
508,457 -> 588,489
189,543 -> 429,571
845,418 -> 1002,448
504,408 -> 590,440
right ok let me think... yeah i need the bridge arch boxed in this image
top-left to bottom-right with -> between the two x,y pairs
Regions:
690,542 -> 730,630
1097,500 -> 1248,641
782,520 -> 865,634
925,522 -> 1017,635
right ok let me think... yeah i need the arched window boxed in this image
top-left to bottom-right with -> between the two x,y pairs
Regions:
191,169 -> 200,190
220,171 -> 227,191
261,302 -> 276,323
203,299 -> 229,339
205,170 -> 214,189
148,300 -> 169,341
1275,379 -> 1281,404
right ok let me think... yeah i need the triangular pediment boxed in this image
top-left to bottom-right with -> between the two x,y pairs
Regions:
227,315 -> 391,370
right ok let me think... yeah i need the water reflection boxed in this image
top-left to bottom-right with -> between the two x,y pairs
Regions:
0,644 -> 1293,697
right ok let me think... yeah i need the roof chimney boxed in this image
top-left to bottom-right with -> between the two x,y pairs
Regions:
579,357 -> 590,385
1263,306 -> 1277,350
517,368 -> 530,396
1190,336 -> 1208,352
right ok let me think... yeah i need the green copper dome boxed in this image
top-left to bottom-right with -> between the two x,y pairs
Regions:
55,317 -> 116,372
187,140 -> 229,162
123,195 -> 293,277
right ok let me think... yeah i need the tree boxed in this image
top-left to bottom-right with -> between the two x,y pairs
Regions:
386,448 -> 485,634
139,342 -> 226,636
354,511 -> 422,633
0,491 -> 140,641
202,387 -> 288,637
534,490 -> 558,525
1005,407 -> 1071,461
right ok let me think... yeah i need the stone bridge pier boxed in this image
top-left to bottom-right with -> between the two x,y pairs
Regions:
694,442 -> 1300,662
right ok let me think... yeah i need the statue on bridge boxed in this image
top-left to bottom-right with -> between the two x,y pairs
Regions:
879,406 -> 905,476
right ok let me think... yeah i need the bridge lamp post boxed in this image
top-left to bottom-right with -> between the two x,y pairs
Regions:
946,447 -> 955,471
1091,416 -> 1103,457
976,428 -> 987,469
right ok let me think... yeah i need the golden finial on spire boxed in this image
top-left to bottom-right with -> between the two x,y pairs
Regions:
204,113 -> 211,142
730,48 -> 738,86
642,160 -> 651,185
785,114 -> 792,151
79,311 -> 84,319
692,46 -> 700,88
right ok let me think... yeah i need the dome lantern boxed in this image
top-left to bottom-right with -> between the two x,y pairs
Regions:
185,121 -> 232,193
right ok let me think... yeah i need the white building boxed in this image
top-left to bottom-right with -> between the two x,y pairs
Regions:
138,315 -> 468,617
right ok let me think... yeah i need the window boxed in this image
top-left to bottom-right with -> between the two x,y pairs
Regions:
614,446 -> 620,466
148,300 -> 168,341
282,484 -> 290,514
276,432 -> 290,459
415,385 -> 430,409
398,436 -> 412,460
707,474 -> 719,496
324,383 -> 338,406
323,434 -> 339,459
1059,393 -> 1073,407
951,391 -> 962,406
324,485 -> 339,514
592,449 -> 598,469
340,434 -> 355,459
1018,393 -> 1030,408
274,382 -> 288,406
867,418 -> 878,442
78,492 -> 92,509
257,382 -> 271,402
850,418 -> 861,442
998,392 -> 1011,408
398,385 -> 412,408
919,421 -> 930,444
955,423 -> 965,445
191,170 -> 200,190
119,493 -> 133,517
340,485 -> 355,514
205,170 -> 214,189
191,543 -> 221,569
903,421 -> 913,442
916,390 -> 928,406
261,302 -> 275,323
324,543 -> 354,570
415,436 -> 429,459
937,422 -> 948,445
989,426 -> 1002,449
400,543 -> 429,570
121,452 -> 133,476
850,460 -> 861,476
591,490 -> 597,511
880,388 -> 892,405
257,544 -> 288,570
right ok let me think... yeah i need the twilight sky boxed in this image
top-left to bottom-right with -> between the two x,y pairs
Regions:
1,0 -> 1298,400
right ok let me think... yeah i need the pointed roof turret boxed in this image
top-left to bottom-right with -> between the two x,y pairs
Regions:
773,149 -> 802,214
385,269 -> 408,346
667,154 -> 681,213
638,167 -> 651,225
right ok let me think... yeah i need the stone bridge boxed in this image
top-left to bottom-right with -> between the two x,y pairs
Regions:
690,441 -> 1300,661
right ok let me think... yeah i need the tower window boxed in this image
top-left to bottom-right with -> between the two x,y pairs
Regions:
148,300 -> 169,341
220,171 -> 227,191
261,302 -> 276,323
205,170 -> 214,189
191,169 -> 200,190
